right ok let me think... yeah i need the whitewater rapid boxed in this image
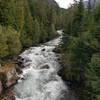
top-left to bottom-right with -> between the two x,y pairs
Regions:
14,30 -> 68,100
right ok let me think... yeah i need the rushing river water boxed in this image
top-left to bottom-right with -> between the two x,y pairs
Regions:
14,31 -> 72,100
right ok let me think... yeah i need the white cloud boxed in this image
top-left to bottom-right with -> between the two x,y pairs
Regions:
55,0 -> 79,9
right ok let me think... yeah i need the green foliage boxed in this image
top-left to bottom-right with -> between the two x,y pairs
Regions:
64,0 -> 84,36
94,5 -> 100,22
87,54 -> 100,100
6,26 -> 22,56
0,0 -> 62,61
62,0 -> 100,100
0,25 -> 22,58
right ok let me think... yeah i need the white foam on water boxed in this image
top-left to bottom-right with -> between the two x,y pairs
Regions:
14,31 -> 67,100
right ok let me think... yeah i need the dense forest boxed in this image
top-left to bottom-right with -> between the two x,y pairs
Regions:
60,0 -> 100,100
0,0 -> 100,100
0,0 -> 65,63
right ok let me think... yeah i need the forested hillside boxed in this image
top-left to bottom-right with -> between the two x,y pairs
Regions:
0,0 -> 64,63
0,0 -> 100,100
60,0 -> 100,100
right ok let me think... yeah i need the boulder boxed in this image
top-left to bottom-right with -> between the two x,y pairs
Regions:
16,66 -> 22,74
17,56 -> 24,62
53,47 -> 61,53
35,53 -> 39,55
0,90 -> 15,100
0,63 -> 19,89
17,63 -> 25,68
7,91 -> 16,100
17,57 -> 23,64
6,76 -> 19,87
0,62 -> 22,98
0,81 -> 3,94
40,64 -> 49,69
41,48 -> 46,51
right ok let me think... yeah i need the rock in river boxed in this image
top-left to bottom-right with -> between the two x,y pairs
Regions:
0,63 -> 19,94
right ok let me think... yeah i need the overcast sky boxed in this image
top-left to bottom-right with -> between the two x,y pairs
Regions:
55,0 -> 79,9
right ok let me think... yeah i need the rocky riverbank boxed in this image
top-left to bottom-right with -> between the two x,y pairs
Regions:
0,56 -> 25,100
0,32 -> 61,100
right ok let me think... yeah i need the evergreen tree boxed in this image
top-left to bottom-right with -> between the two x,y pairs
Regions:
33,18 -> 41,44
62,0 -> 100,99
6,26 -> 22,56
0,26 -> 8,58
0,0 -> 9,25
0,0 -> 61,62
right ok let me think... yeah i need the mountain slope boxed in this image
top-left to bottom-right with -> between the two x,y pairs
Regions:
0,0 -> 64,62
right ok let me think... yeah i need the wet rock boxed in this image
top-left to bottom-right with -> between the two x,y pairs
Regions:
25,58 -> 31,63
53,47 -> 61,53
0,89 -> 15,100
18,63 -> 25,68
16,66 -> 23,74
17,56 -> 24,63
41,48 -> 45,51
6,77 -> 19,87
57,57 -> 61,61
40,64 -> 49,69
16,57 -> 26,68
35,53 -> 39,55
20,77 -> 25,80
16,56 -> 25,68
0,63 -> 19,91
24,63 -> 31,67
18,58 -> 32,68
0,81 -> 3,94
0,64 -> 1,67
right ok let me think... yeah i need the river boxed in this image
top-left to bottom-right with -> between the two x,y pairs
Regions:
14,30 -> 73,100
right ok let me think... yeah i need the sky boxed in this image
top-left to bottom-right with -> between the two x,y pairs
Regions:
55,0 -> 79,9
